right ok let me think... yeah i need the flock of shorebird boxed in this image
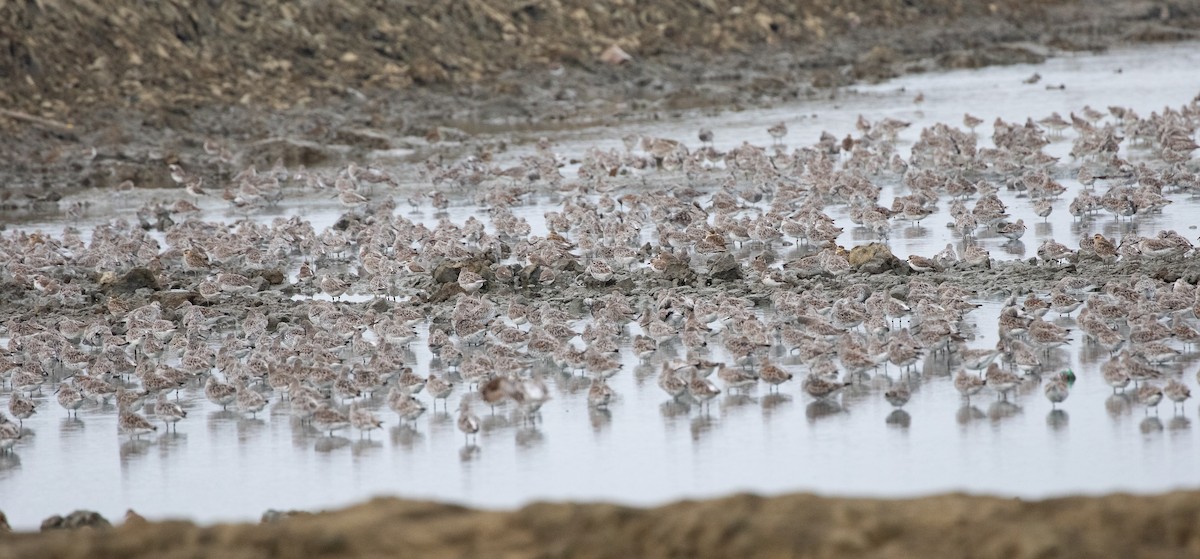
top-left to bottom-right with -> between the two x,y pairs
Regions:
2,92 -> 1200,458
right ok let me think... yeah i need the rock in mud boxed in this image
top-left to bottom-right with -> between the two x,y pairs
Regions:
261,509 -> 310,524
333,128 -> 392,151
428,283 -> 466,304
707,253 -> 743,281
848,243 -> 905,275
152,289 -> 199,310
101,267 -> 160,293
40,510 -> 111,531
259,269 -> 286,285
241,138 -> 333,169
432,258 -> 493,285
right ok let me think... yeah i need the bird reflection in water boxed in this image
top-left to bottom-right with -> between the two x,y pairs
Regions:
236,417 -> 267,443
314,436 -> 350,453
515,425 -> 544,449
390,424 -> 423,449
1001,240 -> 1026,257
1105,394 -> 1133,418
721,393 -> 755,412
459,444 -> 482,463
1046,409 -> 1069,430
351,438 -> 383,457
119,438 -> 152,462
0,452 -> 21,474
885,409 -> 911,428
805,400 -> 843,421
690,415 -> 715,442
956,404 -> 985,425
988,400 -> 1022,422
1139,416 -> 1164,434
59,417 -> 85,435
156,431 -> 187,452
1167,415 -> 1191,432
761,393 -> 792,417
589,407 -> 612,432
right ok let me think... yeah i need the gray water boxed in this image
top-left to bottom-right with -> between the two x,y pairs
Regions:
2,42 -> 1200,530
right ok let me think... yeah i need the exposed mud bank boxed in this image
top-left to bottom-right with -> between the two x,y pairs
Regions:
4,491 -> 1200,558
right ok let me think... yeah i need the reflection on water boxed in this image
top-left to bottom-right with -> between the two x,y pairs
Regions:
390,425 -> 424,449
805,400 -> 844,421
956,405 -> 986,425
886,410 -> 912,429
314,436 -> 351,453
459,444 -> 482,463
1046,410 -> 1069,430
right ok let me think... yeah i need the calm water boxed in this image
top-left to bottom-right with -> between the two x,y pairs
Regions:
2,42 -> 1200,530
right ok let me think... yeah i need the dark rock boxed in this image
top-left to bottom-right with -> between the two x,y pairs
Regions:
848,243 -> 905,275
41,510 -> 111,531
707,253 -> 743,281
432,258 -> 492,284
428,282 -> 465,304
152,289 -> 198,310
103,267 -> 160,293
261,509 -> 310,524
241,138 -> 333,169
334,128 -> 392,150
259,269 -> 286,285
432,262 -> 462,285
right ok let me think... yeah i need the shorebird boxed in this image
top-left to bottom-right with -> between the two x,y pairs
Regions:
963,113 -> 983,133
425,374 -> 455,410
688,370 -> 721,412
767,122 -> 788,145
55,382 -> 85,417
457,398 -> 481,444
118,408 -> 158,439
1044,374 -> 1070,409
757,360 -> 793,392
235,380 -> 268,417
0,415 -> 21,454
1136,382 -> 1164,414
204,375 -> 237,410
801,373 -> 850,400
588,377 -> 615,409
154,393 -> 187,431
996,219 -> 1026,241
954,370 -> 986,402
985,363 -> 1021,401
1164,379 -> 1191,412
349,402 -> 384,437
458,269 -> 485,293
387,386 -> 427,424
312,404 -> 350,437
717,364 -> 757,393
8,393 -> 35,427
884,383 -> 911,408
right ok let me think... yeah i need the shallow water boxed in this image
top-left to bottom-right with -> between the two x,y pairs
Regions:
3,42 -> 1200,530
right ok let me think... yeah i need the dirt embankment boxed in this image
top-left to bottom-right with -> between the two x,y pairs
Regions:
2,1 -> 1199,201
0,0 -> 1065,116
3,492 -> 1200,558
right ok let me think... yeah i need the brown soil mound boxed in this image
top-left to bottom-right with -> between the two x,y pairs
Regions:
3,0 -> 1199,201
3,492 -> 1200,558
1,0 -> 1058,116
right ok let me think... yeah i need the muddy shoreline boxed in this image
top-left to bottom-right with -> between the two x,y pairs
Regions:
3,491 -> 1200,558
2,1 -> 1200,201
